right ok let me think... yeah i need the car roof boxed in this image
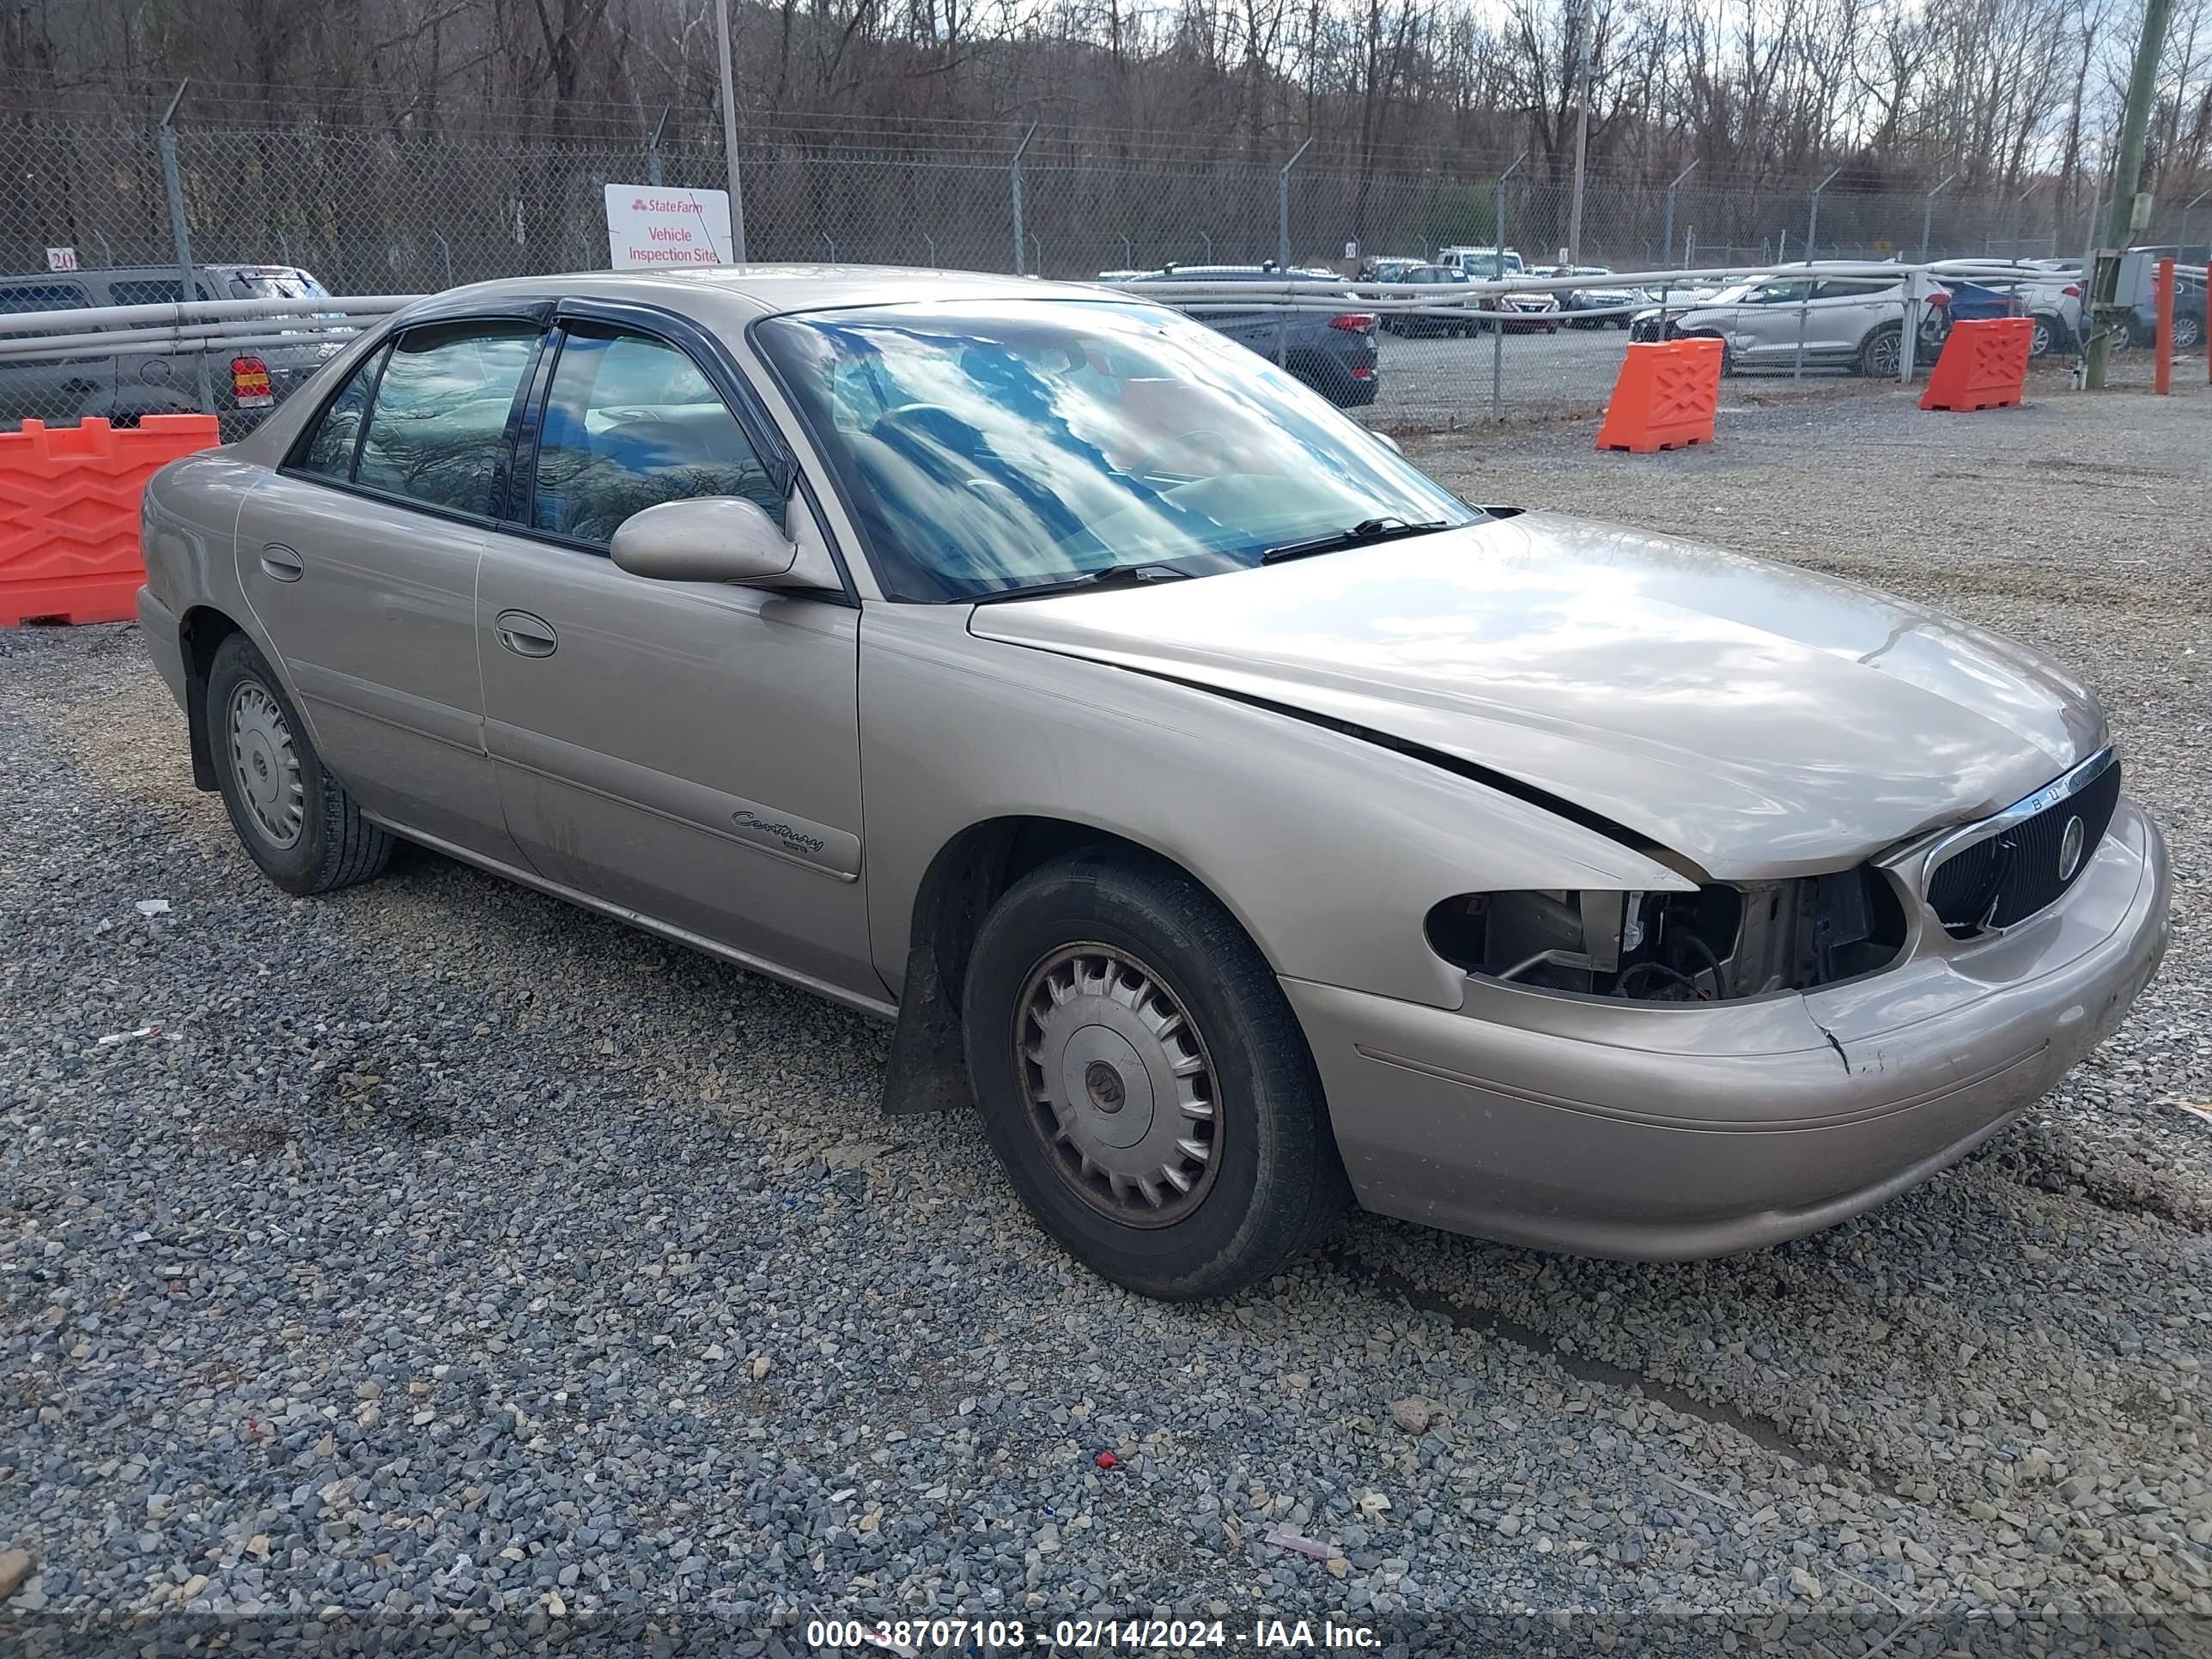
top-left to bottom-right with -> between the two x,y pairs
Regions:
398,265 -> 1116,328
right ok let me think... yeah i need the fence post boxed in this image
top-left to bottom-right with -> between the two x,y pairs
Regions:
2154,257 -> 2173,394
434,228 -> 455,288
713,0 -> 749,260
1010,124 -> 1037,275
1121,234 -> 1133,270
1278,137 -> 1312,273
155,80 -> 215,417
2009,180 -> 2039,260
1920,173 -> 1956,262
647,105 -> 670,187
1662,161 -> 1698,276
1492,151 -> 1528,423
1795,166 -> 1841,382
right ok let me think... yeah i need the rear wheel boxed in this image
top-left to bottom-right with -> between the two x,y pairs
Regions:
2027,314 -> 2064,357
206,633 -> 392,896
963,850 -> 1349,1300
2172,313 -> 2204,351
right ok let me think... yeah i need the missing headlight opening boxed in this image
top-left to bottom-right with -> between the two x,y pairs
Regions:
1425,872 -> 1908,1001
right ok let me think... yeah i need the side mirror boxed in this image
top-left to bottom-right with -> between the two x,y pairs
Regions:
1372,430 -> 1404,456
611,497 -> 797,585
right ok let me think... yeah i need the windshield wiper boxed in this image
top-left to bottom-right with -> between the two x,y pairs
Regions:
969,562 -> 1195,605
1260,517 -> 1455,563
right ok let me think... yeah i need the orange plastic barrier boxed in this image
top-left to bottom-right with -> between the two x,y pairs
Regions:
0,415 -> 218,626
1595,337 -> 1723,453
1918,317 -> 2032,413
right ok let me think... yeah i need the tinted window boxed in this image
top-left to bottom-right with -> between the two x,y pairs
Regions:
0,282 -> 89,314
1812,278 -> 1893,300
354,322 -> 537,514
295,345 -> 388,481
530,329 -> 778,547
106,279 -> 185,307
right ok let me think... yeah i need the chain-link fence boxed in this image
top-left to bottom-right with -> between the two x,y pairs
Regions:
3,106 -> 2204,438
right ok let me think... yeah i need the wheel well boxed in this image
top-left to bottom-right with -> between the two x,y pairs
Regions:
878,816 -> 1227,1115
178,605 -> 244,791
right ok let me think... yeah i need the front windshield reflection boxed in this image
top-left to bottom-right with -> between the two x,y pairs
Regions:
758,301 -> 1474,602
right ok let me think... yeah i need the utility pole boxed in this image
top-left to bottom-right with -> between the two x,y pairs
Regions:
1565,0 -> 1595,267
2085,0 -> 2172,387
714,0 -> 750,263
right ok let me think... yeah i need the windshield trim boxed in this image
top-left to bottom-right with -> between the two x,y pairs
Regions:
750,296 -> 1476,605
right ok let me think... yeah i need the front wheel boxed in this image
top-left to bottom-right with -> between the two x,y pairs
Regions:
962,851 -> 1350,1300
2169,313 -> 2204,350
206,632 -> 392,896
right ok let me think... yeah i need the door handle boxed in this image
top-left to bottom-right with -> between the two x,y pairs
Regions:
258,544 -> 304,582
495,609 -> 558,659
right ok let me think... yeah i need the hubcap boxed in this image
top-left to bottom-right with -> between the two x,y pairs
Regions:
1016,943 -> 1220,1226
1868,333 -> 1901,377
228,681 -> 305,849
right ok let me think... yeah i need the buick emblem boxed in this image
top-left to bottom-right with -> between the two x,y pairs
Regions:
2057,815 -> 2086,882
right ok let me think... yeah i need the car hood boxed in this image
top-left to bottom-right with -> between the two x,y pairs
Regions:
966,513 -> 2106,878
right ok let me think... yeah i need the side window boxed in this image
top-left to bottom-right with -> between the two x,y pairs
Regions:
0,282 -> 90,335
1811,279 -> 1891,301
529,329 -> 779,548
1747,281 -> 1812,305
106,279 -> 185,307
294,344 -> 389,481
354,322 -> 538,514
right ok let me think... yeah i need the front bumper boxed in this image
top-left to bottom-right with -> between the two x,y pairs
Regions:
1286,796 -> 2171,1260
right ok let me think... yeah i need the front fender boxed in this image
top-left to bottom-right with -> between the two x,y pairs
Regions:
860,605 -> 1689,1012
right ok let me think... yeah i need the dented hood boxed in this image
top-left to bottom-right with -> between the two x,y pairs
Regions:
966,512 -> 2106,878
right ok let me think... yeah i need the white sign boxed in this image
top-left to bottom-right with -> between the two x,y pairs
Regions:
604,185 -> 733,270
1344,240 -> 1359,260
46,246 -> 78,272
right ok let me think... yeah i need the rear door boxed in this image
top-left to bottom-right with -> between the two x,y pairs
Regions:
473,307 -> 876,1000
234,315 -> 542,861
1807,277 -> 1899,357
0,277 -> 106,423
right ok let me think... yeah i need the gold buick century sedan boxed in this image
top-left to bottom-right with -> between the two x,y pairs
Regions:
135,266 -> 2170,1298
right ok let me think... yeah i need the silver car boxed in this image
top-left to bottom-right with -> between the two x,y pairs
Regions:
136,267 -> 2170,1300
1632,270 -> 1940,374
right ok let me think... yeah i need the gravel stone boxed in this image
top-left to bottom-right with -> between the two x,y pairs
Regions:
1,380 -> 2206,1650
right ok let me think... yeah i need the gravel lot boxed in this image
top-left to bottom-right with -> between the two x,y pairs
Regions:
3,376 -> 2209,1656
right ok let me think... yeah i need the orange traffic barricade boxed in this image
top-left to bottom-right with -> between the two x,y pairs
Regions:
0,414 -> 219,627
1919,317 -> 2032,413
1595,337 -> 1723,453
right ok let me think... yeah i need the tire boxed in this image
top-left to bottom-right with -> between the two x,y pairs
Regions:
2172,313 -> 2203,351
1286,353 -> 1358,407
2027,314 -> 2063,357
206,632 -> 392,896
1856,322 -> 1903,379
962,849 -> 1351,1300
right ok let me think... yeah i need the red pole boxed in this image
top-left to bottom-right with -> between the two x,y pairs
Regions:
2154,257 -> 2173,395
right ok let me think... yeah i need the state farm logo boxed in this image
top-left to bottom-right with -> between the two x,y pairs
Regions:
630,196 -> 706,215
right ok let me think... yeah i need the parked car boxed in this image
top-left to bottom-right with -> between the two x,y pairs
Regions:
0,263 -> 338,429
137,266 -> 2168,1299
1357,256 -> 1425,283
1382,264 -> 1480,336
1479,286 -> 1563,332
1929,261 -> 2082,356
1630,270 -> 1942,375
1550,265 -> 1642,328
2126,268 -> 2207,350
1121,265 -> 1377,405
1436,245 -> 1525,275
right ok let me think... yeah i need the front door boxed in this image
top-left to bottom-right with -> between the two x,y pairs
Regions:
474,319 -> 876,1000
232,318 -> 540,861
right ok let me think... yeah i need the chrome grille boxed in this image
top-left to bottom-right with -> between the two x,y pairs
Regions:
1924,751 -> 2120,936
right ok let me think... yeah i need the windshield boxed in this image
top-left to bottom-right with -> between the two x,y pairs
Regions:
758,301 -> 1475,603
